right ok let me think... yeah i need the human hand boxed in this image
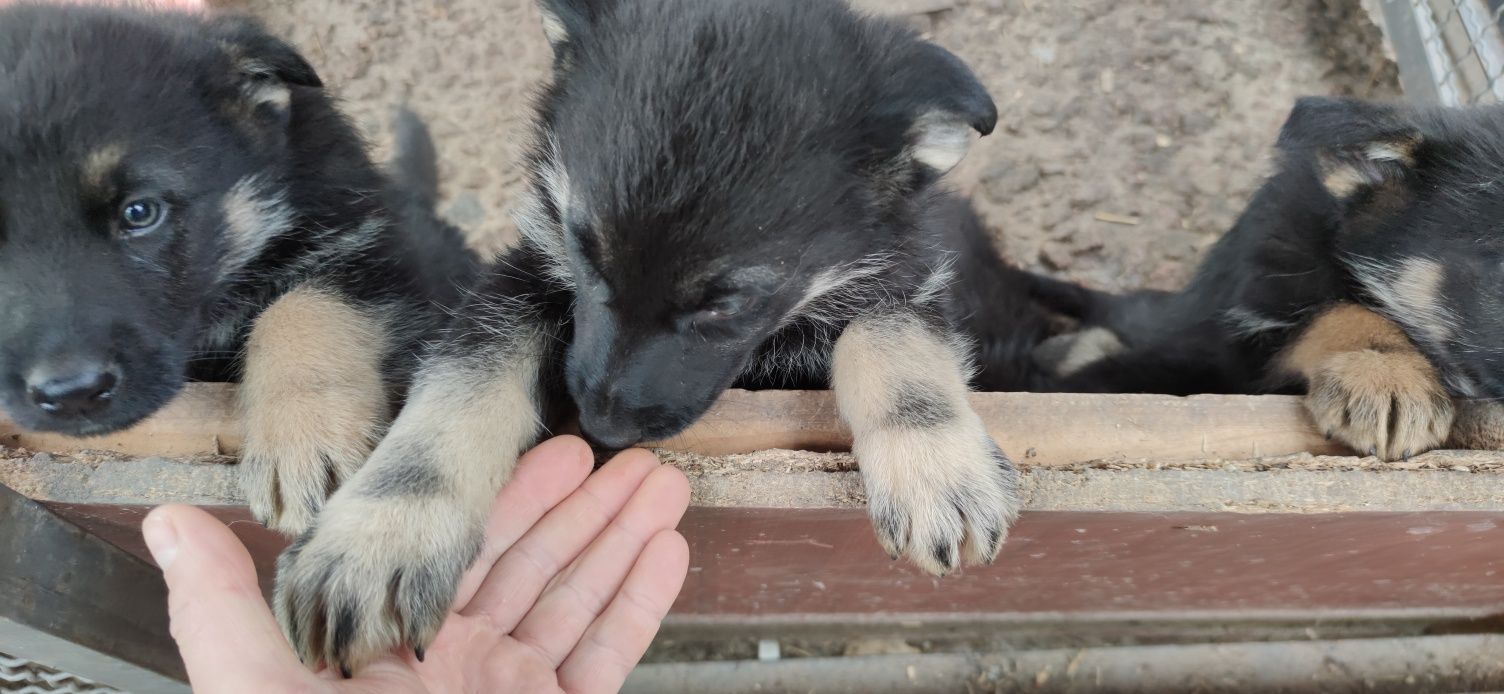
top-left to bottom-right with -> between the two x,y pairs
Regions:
144,436 -> 691,693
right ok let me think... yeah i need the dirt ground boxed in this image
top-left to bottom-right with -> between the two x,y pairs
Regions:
228,0 -> 1397,292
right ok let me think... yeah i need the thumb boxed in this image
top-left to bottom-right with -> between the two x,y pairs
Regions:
144,505 -> 317,693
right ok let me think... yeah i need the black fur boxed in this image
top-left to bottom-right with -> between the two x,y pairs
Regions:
444,0 -> 1069,449
0,5 -> 476,434
1053,96 -> 1504,400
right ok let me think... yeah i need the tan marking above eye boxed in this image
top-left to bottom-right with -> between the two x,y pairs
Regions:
80,143 -> 126,192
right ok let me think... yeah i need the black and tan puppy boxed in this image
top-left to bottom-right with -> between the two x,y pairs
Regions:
275,0 -> 1077,671
0,5 -> 475,532
1041,96 -> 1504,461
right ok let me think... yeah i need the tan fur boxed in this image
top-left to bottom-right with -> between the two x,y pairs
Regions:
1279,303 -> 1453,460
1320,168 -> 1364,199
1317,137 -> 1419,199
80,143 -> 124,191
909,111 -> 976,174
1039,326 -> 1125,377
220,175 -> 296,279
1447,401 -> 1504,451
1385,257 -> 1453,343
833,312 -> 1019,576
239,285 -> 390,535
274,331 -> 547,670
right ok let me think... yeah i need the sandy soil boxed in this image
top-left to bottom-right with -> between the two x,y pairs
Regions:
228,0 -> 1397,291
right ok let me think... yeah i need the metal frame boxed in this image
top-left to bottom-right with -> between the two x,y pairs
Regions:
0,484 -> 187,693
1380,0 -> 1504,104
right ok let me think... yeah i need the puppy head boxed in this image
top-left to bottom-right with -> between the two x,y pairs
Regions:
0,6 -> 320,435
1279,96 -> 1504,397
530,0 -> 994,448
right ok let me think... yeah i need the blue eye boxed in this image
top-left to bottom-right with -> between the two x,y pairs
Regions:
119,198 -> 166,236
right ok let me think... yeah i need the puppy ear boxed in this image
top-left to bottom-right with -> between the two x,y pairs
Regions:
207,16 -> 322,138
536,0 -> 617,60
883,42 -> 998,175
1277,96 -> 1422,201
211,16 -> 323,88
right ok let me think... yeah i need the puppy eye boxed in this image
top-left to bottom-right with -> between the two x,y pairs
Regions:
118,198 -> 167,237
701,295 -> 747,320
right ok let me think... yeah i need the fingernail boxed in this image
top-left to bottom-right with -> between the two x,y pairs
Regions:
143,513 -> 180,571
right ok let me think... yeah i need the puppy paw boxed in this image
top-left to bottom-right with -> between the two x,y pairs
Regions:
275,491 -> 479,674
1032,327 -> 1124,378
857,431 -> 1021,575
1305,349 -> 1453,461
1448,400 -> 1504,450
239,392 -> 386,536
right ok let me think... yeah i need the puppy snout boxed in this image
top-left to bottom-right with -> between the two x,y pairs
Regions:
26,360 -> 120,417
578,391 -> 645,451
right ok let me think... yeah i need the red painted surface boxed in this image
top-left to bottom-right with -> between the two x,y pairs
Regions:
43,504 -> 1504,619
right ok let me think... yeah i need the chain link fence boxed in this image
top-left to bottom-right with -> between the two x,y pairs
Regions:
1377,0 -> 1504,103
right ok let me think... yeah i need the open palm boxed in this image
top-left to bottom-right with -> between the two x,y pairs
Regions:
149,436 -> 690,694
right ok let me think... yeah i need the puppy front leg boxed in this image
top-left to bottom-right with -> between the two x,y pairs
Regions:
833,311 -> 1020,575
240,284 -> 390,535
1278,302 -> 1453,460
273,310 -> 553,673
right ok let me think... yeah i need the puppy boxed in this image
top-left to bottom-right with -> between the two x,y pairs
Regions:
1040,96 -> 1504,461
275,0 -> 1076,671
0,5 -> 476,533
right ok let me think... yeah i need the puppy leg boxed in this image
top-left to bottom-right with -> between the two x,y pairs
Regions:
1278,302 -> 1453,460
239,285 -> 389,535
1447,401 -> 1504,450
273,321 -> 550,673
833,311 -> 1020,575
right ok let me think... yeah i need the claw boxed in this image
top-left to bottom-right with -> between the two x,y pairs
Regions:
1367,445 -> 1378,457
339,664 -> 352,680
415,647 -> 425,663
1324,429 -> 1333,441
933,542 -> 954,573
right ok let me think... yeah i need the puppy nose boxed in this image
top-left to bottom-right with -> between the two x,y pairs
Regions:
579,413 -> 643,452
27,366 -> 119,417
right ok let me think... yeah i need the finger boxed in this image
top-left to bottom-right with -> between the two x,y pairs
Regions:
144,505 -> 321,694
557,531 -> 690,694
451,435 -> 595,608
509,465 -> 690,666
458,448 -> 662,626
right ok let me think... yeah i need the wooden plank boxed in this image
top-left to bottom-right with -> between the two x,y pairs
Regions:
0,384 -> 1351,463
0,486 -> 186,693
43,504 -> 1504,638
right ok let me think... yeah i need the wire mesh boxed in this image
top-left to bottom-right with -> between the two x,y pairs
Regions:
1383,0 -> 1504,104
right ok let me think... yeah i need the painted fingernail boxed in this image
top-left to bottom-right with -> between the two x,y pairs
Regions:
142,513 -> 179,571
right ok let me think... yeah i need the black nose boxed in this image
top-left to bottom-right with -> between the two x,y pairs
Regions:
27,366 -> 119,417
579,414 -> 643,452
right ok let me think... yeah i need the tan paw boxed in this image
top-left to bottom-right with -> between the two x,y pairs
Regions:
858,429 -> 1020,576
274,454 -> 477,674
1448,400 -> 1504,450
1305,349 -> 1453,461
239,393 -> 385,535
237,286 -> 390,536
